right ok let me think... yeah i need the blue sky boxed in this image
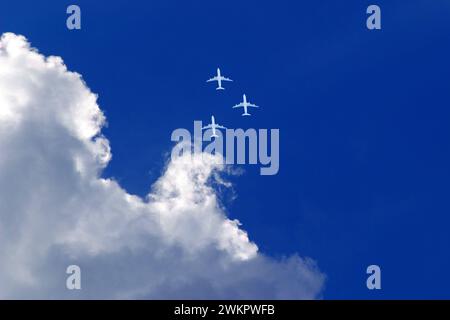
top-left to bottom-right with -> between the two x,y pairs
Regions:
1,0 -> 450,298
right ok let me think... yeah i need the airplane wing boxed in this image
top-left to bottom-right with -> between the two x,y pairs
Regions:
216,125 -> 226,129
206,76 -> 218,83
221,77 -> 233,82
232,103 -> 244,108
248,103 -> 260,108
202,124 -> 212,130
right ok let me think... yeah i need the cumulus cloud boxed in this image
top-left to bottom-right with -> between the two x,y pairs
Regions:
0,33 -> 324,299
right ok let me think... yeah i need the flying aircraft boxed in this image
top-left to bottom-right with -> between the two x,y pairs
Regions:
206,68 -> 233,90
232,94 -> 260,116
202,115 -> 226,138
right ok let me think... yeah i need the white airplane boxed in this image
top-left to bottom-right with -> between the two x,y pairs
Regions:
232,94 -> 260,116
202,115 -> 226,138
206,68 -> 233,90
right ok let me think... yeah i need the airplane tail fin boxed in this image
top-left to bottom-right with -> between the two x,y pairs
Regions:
242,113 -> 251,116
216,87 -> 225,90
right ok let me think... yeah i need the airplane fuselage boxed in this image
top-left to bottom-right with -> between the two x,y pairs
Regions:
241,95 -> 250,115
216,69 -> 223,89
210,116 -> 218,137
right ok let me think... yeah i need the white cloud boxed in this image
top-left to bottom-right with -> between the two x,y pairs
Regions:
0,33 -> 324,299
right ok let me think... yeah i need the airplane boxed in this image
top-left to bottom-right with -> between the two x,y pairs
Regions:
232,94 -> 260,116
202,115 -> 226,138
206,68 -> 233,90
